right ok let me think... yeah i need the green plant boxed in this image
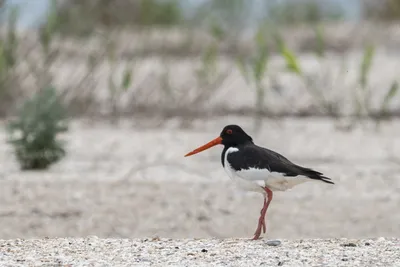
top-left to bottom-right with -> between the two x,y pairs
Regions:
39,0 -> 59,56
193,19 -> 225,83
273,31 -> 333,113
192,26 -> 230,109
105,35 -> 133,124
26,0 -> 59,92
6,86 -> 69,170
374,81 -> 399,128
236,25 -> 269,131
346,43 -> 377,120
0,5 -> 19,116
314,24 -> 326,58
380,81 -> 399,114
354,44 -> 375,116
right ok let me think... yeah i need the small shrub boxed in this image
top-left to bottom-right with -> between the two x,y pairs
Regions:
6,86 -> 69,170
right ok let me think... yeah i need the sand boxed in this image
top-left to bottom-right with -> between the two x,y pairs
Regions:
0,117 -> 399,240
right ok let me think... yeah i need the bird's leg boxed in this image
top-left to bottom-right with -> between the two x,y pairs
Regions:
261,198 -> 267,234
252,198 -> 267,240
261,187 -> 273,234
252,197 -> 267,235
252,187 -> 273,240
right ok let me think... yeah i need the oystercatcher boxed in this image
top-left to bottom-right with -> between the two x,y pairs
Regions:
185,124 -> 334,240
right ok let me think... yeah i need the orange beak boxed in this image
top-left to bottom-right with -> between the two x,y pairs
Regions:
184,137 -> 223,157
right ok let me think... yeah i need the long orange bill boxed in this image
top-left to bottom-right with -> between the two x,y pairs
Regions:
184,137 -> 222,157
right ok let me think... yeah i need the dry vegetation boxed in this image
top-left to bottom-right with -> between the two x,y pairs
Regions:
0,0 -> 399,121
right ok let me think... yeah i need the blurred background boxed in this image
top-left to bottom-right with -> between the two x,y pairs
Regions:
0,0 -> 399,240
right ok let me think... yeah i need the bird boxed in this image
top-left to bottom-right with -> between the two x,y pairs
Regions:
184,124 -> 334,240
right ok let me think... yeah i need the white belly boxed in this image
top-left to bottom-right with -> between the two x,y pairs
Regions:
223,147 -> 310,193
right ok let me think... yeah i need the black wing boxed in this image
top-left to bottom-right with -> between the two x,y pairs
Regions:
227,144 -> 334,184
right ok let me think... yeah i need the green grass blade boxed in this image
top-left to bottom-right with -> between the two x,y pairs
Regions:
253,48 -> 268,82
314,24 -> 325,58
255,26 -> 267,49
236,56 -> 249,83
201,43 -> 217,77
0,44 -> 6,75
209,21 -> 225,41
281,46 -> 302,76
121,68 -> 133,91
273,31 -> 284,49
359,44 -> 375,89
381,81 -> 399,112
274,33 -> 302,76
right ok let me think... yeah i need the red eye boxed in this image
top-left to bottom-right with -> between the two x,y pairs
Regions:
226,129 -> 232,134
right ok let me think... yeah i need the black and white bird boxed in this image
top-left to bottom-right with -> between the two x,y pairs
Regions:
185,124 -> 334,240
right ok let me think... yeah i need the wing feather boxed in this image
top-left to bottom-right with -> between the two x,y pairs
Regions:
227,144 -> 334,184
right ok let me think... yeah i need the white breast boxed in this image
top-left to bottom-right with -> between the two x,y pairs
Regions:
223,147 -> 265,193
223,147 -> 310,193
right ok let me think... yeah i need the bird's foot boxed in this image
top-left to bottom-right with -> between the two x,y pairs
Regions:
251,230 -> 263,240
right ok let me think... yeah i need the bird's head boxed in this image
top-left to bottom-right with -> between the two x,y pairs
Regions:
184,125 -> 253,157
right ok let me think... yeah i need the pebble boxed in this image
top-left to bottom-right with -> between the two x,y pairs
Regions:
341,242 -> 357,247
266,240 -> 282,246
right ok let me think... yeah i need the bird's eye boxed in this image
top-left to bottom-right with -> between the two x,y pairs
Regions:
226,129 -> 233,134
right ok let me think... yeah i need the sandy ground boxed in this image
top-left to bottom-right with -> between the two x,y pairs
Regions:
0,117 -> 399,241
0,237 -> 398,266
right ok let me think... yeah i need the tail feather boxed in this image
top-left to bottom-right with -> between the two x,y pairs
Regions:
298,166 -> 335,185
318,175 -> 334,185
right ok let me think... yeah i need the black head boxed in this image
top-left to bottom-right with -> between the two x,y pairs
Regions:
184,124 -> 253,157
219,125 -> 253,146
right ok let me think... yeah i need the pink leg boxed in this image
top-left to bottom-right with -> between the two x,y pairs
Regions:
252,187 -> 273,240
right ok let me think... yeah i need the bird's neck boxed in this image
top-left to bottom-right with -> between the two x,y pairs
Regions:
221,146 -> 229,167
220,142 -> 253,167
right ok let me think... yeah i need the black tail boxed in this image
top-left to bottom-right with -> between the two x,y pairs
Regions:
298,166 -> 334,185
